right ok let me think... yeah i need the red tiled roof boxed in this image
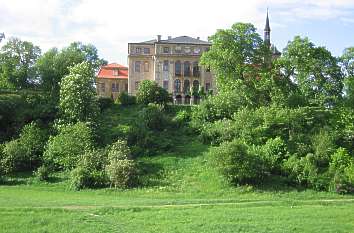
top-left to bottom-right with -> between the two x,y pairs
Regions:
97,63 -> 128,79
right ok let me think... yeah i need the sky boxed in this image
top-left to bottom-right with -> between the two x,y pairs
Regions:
0,0 -> 354,65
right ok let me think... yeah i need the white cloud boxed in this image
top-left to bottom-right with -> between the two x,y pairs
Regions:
0,0 -> 353,64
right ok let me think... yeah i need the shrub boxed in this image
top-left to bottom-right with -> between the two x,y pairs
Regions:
139,103 -> 169,131
258,137 -> 288,174
172,110 -> 191,127
34,165 -> 50,181
69,149 -> 108,190
312,129 -> 336,167
136,80 -> 171,105
329,148 -> 354,193
212,139 -> 267,185
43,122 -> 94,170
105,140 -> 137,188
117,92 -> 136,106
1,121 -> 48,173
97,97 -> 113,111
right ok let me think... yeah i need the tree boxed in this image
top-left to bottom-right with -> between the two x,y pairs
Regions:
340,47 -> 354,107
0,37 -> 41,89
278,36 -> 343,107
59,62 -> 99,124
136,80 -> 171,105
200,22 -> 267,89
36,42 -> 107,102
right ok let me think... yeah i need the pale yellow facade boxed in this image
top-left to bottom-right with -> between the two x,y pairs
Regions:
96,78 -> 128,100
128,36 -> 215,104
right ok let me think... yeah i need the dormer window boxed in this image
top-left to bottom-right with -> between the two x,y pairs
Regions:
136,47 -> 142,54
113,69 -> 119,76
144,48 -> 150,54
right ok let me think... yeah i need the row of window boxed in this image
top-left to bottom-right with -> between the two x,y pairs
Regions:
134,46 -> 208,55
100,83 -> 128,93
134,61 -> 150,72
134,80 -> 211,93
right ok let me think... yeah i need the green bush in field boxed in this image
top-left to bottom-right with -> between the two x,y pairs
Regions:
105,140 -> 137,188
213,139 -> 267,185
140,103 -> 169,131
136,80 -> 171,106
329,148 -> 354,193
43,122 -> 94,170
117,92 -> 136,106
1,122 -> 48,173
69,149 -> 108,190
34,165 -> 50,181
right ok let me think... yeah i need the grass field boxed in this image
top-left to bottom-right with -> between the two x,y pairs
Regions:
1,105 -> 354,232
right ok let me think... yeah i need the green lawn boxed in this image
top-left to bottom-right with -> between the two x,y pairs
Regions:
1,104 -> 354,232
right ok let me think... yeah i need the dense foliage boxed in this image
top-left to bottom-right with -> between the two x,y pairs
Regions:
136,80 -> 171,105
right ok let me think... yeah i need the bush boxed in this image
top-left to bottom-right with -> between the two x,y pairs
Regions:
117,92 -> 136,106
136,80 -> 171,105
139,103 -> 169,131
43,122 -> 94,170
172,109 -> 191,127
212,139 -> 267,185
69,149 -> 108,190
97,97 -> 113,111
258,137 -> 288,174
1,122 -> 48,173
105,140 -> 137,188
329,148 -> 354,193
34,165 -> 50,181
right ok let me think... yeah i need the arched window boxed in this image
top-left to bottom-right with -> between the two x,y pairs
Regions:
175,61 -> 181,76
183,80 -> 190,94
184,61 -> 191,76
174,79 -> 181,93
192,80 -> 199,94
193,62 -> 200,77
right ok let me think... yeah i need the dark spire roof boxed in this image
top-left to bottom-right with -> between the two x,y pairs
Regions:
264,8 -> 270,32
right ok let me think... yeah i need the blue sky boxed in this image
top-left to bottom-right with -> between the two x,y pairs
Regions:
0,0 -> 353,65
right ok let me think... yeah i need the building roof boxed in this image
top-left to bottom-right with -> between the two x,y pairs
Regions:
141,36 -> 211,45
97,63 -> 128,79
264,10 -> 271,31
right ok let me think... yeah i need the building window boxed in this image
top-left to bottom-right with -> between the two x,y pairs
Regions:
143,48 -> 150,54
175,46 -> 182,53
100,83 -> 105,92
193,62 -> 200,77
135,81 -> 140,90
144,61 -> 149,72
206,82 -> 211,92
163,47 -> 170,53
184,47 -> 191,54
192,80 -> 199,94
113,69 -> 119,76
183,80 -> 190,94
163,60 -> 169,71
112,83 -> 119,92
163,80 -> 169,90
135,61 -> 141,72
175,61 -> 181,76
174,79 -> 181,93
135,47 -> 142,54
206,66 -> 211,72
184,61 -> 191,77
125,83 -> 128,92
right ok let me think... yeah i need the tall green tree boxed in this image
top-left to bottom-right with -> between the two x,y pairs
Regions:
340,47 -> 354,107
59,62 -> 99,124
278,36 -> 343,107
0,37 -> 41,89
200,22 -> 268,89
36,42 -> 107,102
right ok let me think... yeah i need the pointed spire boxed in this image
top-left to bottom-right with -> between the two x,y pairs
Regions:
264,8 -> 270,32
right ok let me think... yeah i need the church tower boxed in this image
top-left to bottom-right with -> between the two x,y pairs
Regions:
264,9 -> 271,48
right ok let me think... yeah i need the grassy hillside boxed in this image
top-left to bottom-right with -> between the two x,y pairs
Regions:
1,104 -> 354,232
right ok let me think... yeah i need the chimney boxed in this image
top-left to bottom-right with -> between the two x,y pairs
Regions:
197,36 -> 200,40
168,36 -> 172,40
157,35 -> 162,42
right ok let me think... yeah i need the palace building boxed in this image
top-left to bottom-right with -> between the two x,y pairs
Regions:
127,35 -> 214,104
